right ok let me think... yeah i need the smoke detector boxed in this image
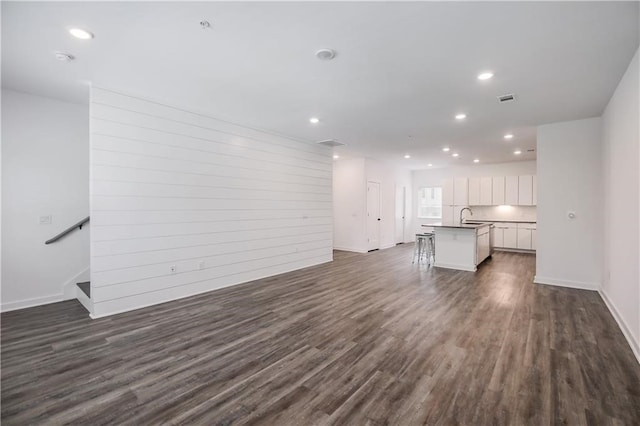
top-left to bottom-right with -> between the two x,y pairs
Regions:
54,52 -> 74,62
497,93 -> 516,103
316,139 -> 345,147
315,48 -> 336,61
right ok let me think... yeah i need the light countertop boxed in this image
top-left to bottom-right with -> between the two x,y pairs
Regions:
425,222 -> 493,229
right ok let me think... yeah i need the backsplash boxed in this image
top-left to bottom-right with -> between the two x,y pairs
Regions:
468,205 -> 537,222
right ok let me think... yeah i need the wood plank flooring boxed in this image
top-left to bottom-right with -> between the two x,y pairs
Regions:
2,245 -> 640,425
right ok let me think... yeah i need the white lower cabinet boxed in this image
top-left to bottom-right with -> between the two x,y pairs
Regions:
492,227 -> 503,248
491,222 -> 537,251
476,227 -> 491,265
517,229 -> 532,249
516,223 -> 537,250
531,229 -> 537,250
503,225 -> 518,249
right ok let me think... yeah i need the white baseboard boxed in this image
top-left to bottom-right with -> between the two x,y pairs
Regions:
495,248 -> 536,254
598,289 -> 640,365
433,262 -> 476,272
333,246 -> 368,253
533,276 -> 599,291
1,294 -> 64,312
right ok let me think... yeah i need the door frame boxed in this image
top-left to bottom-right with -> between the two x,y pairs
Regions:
367,181 -> 381,251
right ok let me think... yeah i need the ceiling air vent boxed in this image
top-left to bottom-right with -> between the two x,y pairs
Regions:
316,139 -> 345,147
497,93 -> 516,103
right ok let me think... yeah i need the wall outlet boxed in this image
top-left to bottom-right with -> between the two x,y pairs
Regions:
197,261 -> 205,270
169,265 -> 177,274
39,215 -> 52,225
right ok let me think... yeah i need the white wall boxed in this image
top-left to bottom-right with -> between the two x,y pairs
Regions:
89,87 -> 333,317
1,89 -> 89,311
333,157 -> 411,252
535,117 -> 603,290
366,160 -> 411,250
601,48 -> 639,359
412,161 -> 537,228
333,158 -> 366,252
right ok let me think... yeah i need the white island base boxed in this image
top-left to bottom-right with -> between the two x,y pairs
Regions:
430,223 -> 492,272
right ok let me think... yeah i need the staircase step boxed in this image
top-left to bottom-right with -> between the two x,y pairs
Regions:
77,282 -> 90,298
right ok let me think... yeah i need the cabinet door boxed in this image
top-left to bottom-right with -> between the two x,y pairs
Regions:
454,178 -> 469,206
518,175 -> 533,206
442,178 -> 454,206
505,176 -> 519,205
476,231 -> 490,264
517,228 -> 532,249
468,177 -> 481,206
441,205 -> 454,223
493,227 -> 504,247
532,175 -> 537,206
480,177 -> 493,205
531,229 -> 537,250
492,177 -> 506,205
503,228 -> 517,248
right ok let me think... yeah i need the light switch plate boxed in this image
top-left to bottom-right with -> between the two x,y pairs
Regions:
39,215 -> 52,225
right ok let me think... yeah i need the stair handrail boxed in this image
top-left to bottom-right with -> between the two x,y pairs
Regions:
45,216 -> 90,245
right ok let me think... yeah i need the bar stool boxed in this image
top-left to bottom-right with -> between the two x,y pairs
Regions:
413,233 -> 435,265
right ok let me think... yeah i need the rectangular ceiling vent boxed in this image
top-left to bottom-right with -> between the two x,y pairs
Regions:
316,139 -> 345,147
497,93 -> 516,103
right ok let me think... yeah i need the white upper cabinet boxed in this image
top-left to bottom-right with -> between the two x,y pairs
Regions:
505,176 -> 519,205
442,178 -> 454,206
518,175 -> 534,206
453,177 -> 469,206
468,177 -> 481,206
492,177 -> 506,205
480,177 -> 493,205
441,174 -> 536,208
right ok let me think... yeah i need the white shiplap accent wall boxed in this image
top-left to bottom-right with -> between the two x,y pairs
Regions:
90,87 -> 333,318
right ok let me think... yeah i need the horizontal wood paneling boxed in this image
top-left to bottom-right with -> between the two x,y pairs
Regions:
90,87 -> 332,316
91,226 -> 332,257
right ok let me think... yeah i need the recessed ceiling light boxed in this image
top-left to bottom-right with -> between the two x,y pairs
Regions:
404,154 -> 411,159
333,154 -> 339,159
427,163 -> 433,167
473,159 -> 480,163
442,147 -> 450,152
54,52 -> 74,62
315,48 -> 336,60
452,153 -> 459,158
504,134 -> 514,140
477,72 -> 494,81
309,117 -> 320,124
455,113 -> 467,120
69,28 -> 94,40
514,150 -> 522,155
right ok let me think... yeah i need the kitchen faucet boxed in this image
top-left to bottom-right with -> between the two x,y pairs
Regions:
460,207 -> 473,224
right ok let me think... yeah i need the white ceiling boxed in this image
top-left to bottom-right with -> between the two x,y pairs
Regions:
2,1 -> 639,170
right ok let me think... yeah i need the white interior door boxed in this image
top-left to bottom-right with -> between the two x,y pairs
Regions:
395,185 -> 406,244
367,181 -> 381,251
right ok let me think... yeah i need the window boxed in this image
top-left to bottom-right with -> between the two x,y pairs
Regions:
418,187 -> 442,218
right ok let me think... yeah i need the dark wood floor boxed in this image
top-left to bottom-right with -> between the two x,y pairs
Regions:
2,245 -> 640,425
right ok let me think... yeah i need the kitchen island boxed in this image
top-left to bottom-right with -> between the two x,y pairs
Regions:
426,222 -> 493,271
